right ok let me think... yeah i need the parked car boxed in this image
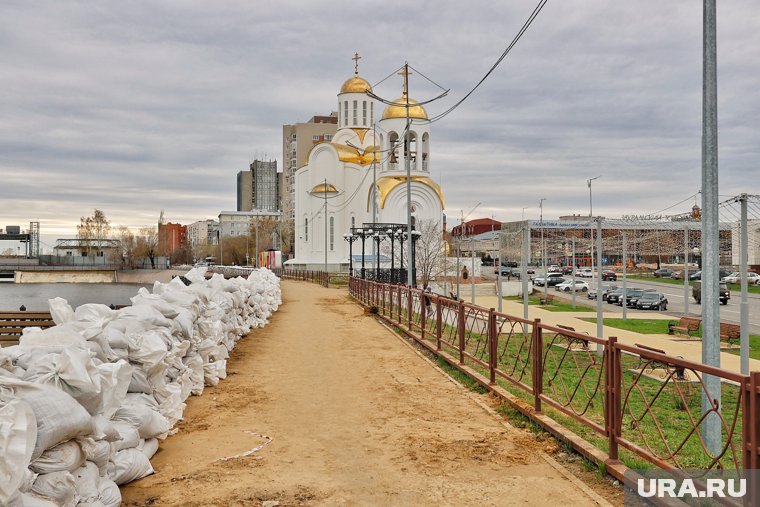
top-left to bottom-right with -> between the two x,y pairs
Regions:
494,266 -> 511,276
588,284 -> 617,300
723,272 -> 760,284
653,268 -> 673,278
693,281 -> 730,305
577,268 -> 593,278
688,270 -> 702,281
671,270 -> 683,280
533,273 -> 565,287
548,264 -> 561,273
561,266 -> 574,275
620,288 -> 648,307
636,292 -> 669,311
605,288 -> 625,305
555,280 -> 589,292
601,270 -> 617,281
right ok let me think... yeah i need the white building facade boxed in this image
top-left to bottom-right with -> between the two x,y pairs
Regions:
286,60 -> 445,271
187,219 -> 219,246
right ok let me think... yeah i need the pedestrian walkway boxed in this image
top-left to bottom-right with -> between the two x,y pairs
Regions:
122,280 -> 612,506
473,295 -> 760,375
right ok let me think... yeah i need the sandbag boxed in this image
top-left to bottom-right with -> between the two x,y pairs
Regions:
48,297 -> 74,325
0,378 -> 93,460
95,478 -> 120,507
137,438 -> 159,459
71,461 -> 100,503
0,399 -> 37,505
31,470 -> 78,507
109,422 -> 140,452
30,440 -> 85,474
106,448 -> 154,485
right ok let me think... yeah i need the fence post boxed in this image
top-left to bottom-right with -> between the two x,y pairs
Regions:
458,300 -> 466,365
407,289 -> 413,331
744,371 -> 760,506
606,336 -> 620,462
532,318 -> 542,412
488,308 -> 497,384
397,286 -> 402,325
436,298 -> 442,351
421,292 -> 427,340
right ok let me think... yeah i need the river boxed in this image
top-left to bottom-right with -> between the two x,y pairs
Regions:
0,283 -> 152,311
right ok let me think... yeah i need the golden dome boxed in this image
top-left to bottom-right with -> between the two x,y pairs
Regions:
340,75 -> 372,94
382,93 -> 428,120
311,183 -> 338,194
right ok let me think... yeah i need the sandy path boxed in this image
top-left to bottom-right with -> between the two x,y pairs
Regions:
121,280 -> 610,506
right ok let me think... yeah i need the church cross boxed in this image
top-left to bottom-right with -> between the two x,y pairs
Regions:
397,64 -> 412,96
352,52 -> 361,75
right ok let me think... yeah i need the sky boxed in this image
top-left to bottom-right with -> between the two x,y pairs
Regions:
2,0 -> 759,250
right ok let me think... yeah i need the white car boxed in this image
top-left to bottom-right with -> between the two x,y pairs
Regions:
555,280 -> 589,292
723,272 -> 760,284
576,268 -> 593,278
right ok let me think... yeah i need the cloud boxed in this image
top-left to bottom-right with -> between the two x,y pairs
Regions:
0,0 -> 758,240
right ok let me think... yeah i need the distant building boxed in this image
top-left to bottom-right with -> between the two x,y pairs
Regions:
158,222 -> 187,256
187,219 -> 219,246
218,210 -> 282,239
237,160 -> 280,212
53,238 -> 119,258
282,113 -> 338,250
451,218 -> 501,237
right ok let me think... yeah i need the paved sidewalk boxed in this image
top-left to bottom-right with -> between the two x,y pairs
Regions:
472,295 -> 760,375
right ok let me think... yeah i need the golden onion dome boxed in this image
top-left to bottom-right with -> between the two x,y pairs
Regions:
382,93 -> 428,120
340,75 -> 373,94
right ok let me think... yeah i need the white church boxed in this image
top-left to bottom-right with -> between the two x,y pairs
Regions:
285,56 -> 446,272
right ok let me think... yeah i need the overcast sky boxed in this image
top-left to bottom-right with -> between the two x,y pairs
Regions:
2,0 -> 758,247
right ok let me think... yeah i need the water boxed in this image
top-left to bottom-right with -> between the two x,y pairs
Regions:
0,283 -> 152,311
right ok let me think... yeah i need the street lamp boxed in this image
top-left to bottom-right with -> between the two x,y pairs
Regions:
343,233 -> 358,276
539,198 -> 547,301
411,230 -> 421,287
387,228 -> 396,283
373,232 -> 386,280
692,246 -> 701,269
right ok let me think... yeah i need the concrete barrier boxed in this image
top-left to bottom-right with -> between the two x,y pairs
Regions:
15,270 -> 116,283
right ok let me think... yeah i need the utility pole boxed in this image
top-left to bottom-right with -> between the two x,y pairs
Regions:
622,230 -> 628,320
683,225 -> 690,317
403,63 -> 414,287
739,193 -> 749,374
701,0 -> 720,455
588,176 -> 601,281
571,237 -> 576,309
522,224 -> 530,321
324,178 -> 328,274
595,218 -> 603,355
539,198 -> 547,302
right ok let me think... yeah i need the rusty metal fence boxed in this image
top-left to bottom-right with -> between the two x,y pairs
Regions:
349,277 -> 760,498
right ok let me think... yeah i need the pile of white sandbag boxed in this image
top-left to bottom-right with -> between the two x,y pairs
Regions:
0,267 -> 281,506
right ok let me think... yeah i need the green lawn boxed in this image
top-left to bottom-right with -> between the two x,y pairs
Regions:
580,317 -> 672,334
627,274 -> 760,294
505,295 -> 595,312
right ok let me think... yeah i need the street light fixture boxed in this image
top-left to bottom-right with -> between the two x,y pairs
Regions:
343,233 -> 358,276
587,175 -> 601,285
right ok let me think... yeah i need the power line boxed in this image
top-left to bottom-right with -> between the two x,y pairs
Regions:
427,0 -> 549,123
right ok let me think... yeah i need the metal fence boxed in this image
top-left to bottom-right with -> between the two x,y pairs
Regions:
349,277 -> 760,502
274,268 -> 329,288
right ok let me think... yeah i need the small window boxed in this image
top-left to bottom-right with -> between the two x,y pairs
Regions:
344,101 -> 348,126
305,218 -> 309,242
352,100 -> 357,125
362,101 -> 367,126
351,216 -> 355,230
291,133 -> 296,141
312,135 -> 320,141
324,134 -> 332,141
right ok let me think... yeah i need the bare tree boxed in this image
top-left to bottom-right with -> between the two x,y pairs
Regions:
135,226 -> 159,268
113,225 -> 135,268
77,209 -> 110,256
414,219 -> 446,287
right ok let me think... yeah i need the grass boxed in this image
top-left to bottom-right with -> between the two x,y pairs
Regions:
580,317 -> 672,334
505,295 -> 595,312
628,274 -> 760,294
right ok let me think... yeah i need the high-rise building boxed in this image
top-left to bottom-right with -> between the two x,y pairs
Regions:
187,219 -> 219,246
281,114 -> 338,252
237,160 -> 280,212
158,222 -> 188,255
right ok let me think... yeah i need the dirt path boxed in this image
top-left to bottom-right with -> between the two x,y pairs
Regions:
121,280 -> 612,506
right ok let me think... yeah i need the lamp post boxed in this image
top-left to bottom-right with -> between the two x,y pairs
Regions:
587,175 -> 601,281
411,230 -> 421,287
344,233 -> 358,276
387,228 -> 396,283
359,228 -> 373,279
396,228 -> 405,283
373,232 -> 385,280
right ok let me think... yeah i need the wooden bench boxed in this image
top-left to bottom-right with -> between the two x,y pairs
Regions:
556,324 -> 589,350
635,343 -> 686,381
540,293 -> 555,305
719,322 -> 741,344
668,317 -> 701,337
0,312 -> 55,347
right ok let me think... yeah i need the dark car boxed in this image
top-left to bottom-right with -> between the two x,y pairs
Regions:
546,276 -> 567,287
601,270 -> 617,281
689,268 -> 732,282
494,266 -> 511,276
561,266 -> 574,275
636,292 -> 668,310
692,281 -> 730,305
653,268 -> 673,278
621,288 -> 648,307
605,288 -> 625,305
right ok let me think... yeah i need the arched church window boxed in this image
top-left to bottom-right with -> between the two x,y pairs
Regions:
305,217 -> 309,242
344,102 -> 348,126
404,132 -> 418,161
362,101 -> 367,126
352,100 -> 358,126
421,132 -> 430,171
351,216 -> 355,230
370,102 -> 374,123
389,132 -> 399,164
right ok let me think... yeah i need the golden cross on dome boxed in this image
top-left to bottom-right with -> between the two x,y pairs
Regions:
397,64 -> 412,96
352,52 -> 361,75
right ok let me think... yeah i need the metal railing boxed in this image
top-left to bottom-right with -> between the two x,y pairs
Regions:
349,277 -> 760,498
274,268 -> 329,288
